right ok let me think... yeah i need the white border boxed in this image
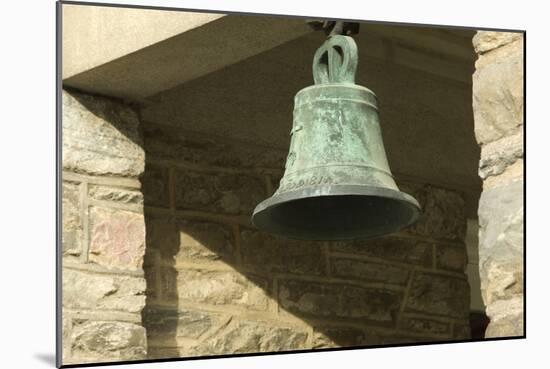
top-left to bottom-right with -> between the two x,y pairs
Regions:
2,0 -> 544,368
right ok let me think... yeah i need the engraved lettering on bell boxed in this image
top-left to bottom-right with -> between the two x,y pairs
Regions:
279,175 -> 334,192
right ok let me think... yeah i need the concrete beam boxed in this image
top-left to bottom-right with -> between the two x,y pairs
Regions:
62,5 -> 224,80
62,4 -> 312,101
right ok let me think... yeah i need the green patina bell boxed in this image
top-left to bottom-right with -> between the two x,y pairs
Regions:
252,35 -> 421,240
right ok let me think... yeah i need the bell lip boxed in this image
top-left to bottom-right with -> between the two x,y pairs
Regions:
251,184 -> 421,241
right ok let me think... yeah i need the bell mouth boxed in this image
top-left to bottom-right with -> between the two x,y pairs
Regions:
251,185 -> 421,241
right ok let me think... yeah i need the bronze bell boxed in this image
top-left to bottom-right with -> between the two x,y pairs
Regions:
252,34 -> 421,240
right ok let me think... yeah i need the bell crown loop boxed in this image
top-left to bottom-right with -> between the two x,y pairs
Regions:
312,35 -> 358,85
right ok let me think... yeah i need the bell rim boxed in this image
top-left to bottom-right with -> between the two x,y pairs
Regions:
251,184 -> 421,241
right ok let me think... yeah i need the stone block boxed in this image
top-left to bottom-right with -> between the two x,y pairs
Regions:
478,168 -> 523,338
479,132 -> 523,179
435,243 -> 468,272
177,269 -> 269,311
240,229 -> 325,275
473,31 -> 523,54
478,180 -> 523,311
71,320 -> 146,362
478,180 -> 524,263
143,307 -> 223,346
483,160 -> 523,189
62,89 -> 144,177
481,259 -> 523,306
89,185 -> 143,205
331,258 -> 409,285
406,273 -> 470,319
485,312 -> 523,338
89,207 -> 146,271
173,169 -> 265,215
399,317 -> 450,336
173,171 -> 214,211
62,182 -> 82,257
341,286 -> 401,324
189,320 -> 308,355
402,184 -> 466,241
279,280 -> 401,325
331,236 -> 432,267
279,280 -> 340,318
143,125 -> 287,170
141,164 -> 170,208
63,269 -> 146,313
484,296 -> 523,337
473,40 -> 523,145
176,219 -> 234,263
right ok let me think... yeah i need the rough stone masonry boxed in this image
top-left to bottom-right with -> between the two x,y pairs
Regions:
61,90 -> 148,365
61,86 -> 473,363
139,122 -> 471,359
472,31 -> 524,337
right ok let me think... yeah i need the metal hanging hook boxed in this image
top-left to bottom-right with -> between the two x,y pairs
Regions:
305,19 -> 360,37
306,19 -> 360,84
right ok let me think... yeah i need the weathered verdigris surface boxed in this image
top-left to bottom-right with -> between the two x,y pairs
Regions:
472,31 -> 524,337
61,89 -> 147,365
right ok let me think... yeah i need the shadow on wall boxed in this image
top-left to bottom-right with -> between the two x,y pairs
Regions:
139,123 -> 473,360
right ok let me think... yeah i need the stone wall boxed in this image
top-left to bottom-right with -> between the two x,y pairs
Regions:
61,86 -> 475,363
61,89 -> 148,365
141,123 -> 472,359
472,32 -> 524,337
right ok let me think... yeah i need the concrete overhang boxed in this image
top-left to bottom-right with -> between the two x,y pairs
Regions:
62,4 -> 312,101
